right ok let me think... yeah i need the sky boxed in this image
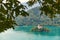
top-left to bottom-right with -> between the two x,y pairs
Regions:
3,0 -> 40,11
18,0 -> 29,3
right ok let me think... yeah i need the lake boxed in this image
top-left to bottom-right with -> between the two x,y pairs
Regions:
0,25 -> 60,40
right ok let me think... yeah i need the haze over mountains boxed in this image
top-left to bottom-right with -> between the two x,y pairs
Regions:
15,6 -> 60,26
15,2 -> 60,26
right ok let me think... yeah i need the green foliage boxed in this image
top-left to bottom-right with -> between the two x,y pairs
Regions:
27,0 -> 60,19
27,0 -> 37,6
0,0 -> 60,32
0,0 -> 29,32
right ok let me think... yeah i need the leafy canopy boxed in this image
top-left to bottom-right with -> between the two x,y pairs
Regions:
27,0 -> 60,18
0,0 -> 29,32
0,0 -> 60,32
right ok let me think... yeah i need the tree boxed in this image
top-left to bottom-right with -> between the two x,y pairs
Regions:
0,0 -> 60,32
27,0 -> 60,19
0,0 -> 29,32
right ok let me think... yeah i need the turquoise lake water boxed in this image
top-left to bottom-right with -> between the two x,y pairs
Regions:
0,25 -> 60,40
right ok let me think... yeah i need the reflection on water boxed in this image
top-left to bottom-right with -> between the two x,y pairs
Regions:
0,25 -> 60,40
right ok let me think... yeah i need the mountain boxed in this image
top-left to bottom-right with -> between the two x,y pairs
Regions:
15,7 -> 60,26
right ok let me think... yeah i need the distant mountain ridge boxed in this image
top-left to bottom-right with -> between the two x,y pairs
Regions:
15,7 -> 60,26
